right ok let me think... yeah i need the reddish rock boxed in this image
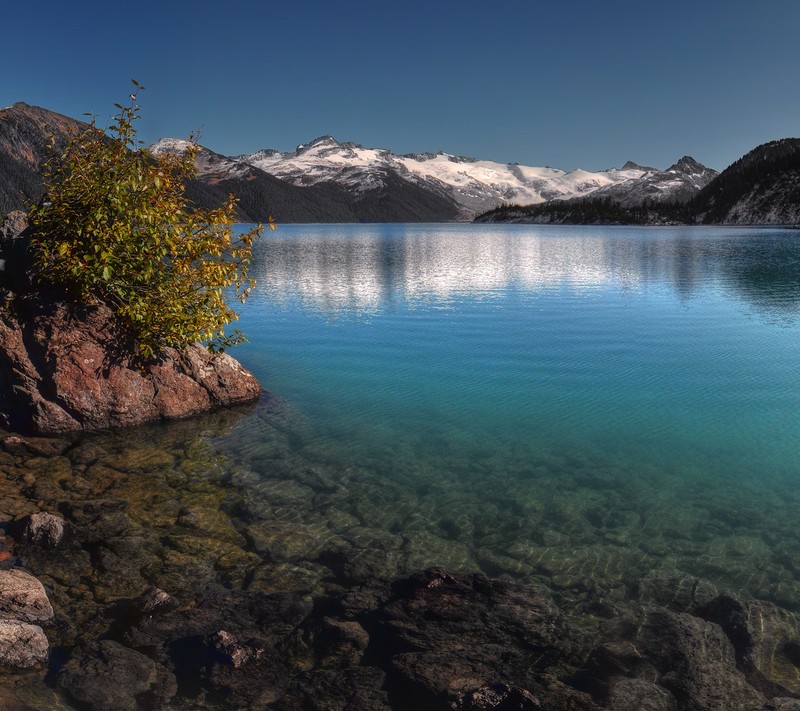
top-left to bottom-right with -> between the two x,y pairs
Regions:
0,293 -> 262,434
0,211 -> 262,434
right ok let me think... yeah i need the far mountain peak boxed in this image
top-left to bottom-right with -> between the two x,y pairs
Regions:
297,135 -> 341,151
666,156 -> 706,173
620,160 -> 656,172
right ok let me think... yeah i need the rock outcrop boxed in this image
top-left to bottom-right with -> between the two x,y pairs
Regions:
0,568 -> 53,670
0,211 -> 262,434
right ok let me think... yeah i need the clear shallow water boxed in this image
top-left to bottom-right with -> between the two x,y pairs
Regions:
237,223 -> 800,482
211,223 -> 800,607
7,223 -> 800,710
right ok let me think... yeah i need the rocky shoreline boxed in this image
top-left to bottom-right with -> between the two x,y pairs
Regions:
0,211 -> 262,435
1,413 -> 800,711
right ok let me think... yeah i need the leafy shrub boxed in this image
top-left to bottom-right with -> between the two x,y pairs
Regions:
29,82 -> 265,359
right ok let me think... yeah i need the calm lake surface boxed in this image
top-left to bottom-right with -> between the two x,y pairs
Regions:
6,222 -> 800,708
226,223 -> 800,605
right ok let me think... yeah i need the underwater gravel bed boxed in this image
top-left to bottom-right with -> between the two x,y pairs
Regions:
1,395 -> 800,709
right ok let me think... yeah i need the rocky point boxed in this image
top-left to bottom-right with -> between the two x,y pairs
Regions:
0,211 -> 262,434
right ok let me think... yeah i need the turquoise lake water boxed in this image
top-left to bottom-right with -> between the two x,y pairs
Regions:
224,223 -> 800,608
10,222 -> 800,710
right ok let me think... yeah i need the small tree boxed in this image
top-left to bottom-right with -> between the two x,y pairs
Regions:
29,82 -> 266,360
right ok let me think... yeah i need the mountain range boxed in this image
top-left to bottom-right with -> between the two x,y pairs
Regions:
478,139 -> 800,226
232,137 -> 697,216
1,101 -> 798,225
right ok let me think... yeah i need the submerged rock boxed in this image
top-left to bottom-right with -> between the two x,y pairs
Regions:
19,511 -> 65,548
0,568 -> 54,624
58,639 -> 176,711
137,587 -> 180,616
0,211 -> 263,435
0,434 -> 69,457
208,629 -> 263,669
605,678 -> 676,711
207,637 -> 290,706
317,617 -> 369,669
700,594 -> 800,696
283,667 -> 391,710
0,619 -> 48,668
456,684 -> 544,710
323,568 -> 596,709
629,606 -> 765,710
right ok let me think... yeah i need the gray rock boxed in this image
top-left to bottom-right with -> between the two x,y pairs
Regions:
0,568 -> 54,623
0,211 -> 28,242
607,678 -> 677,711
638,607 -> 766,711
137,587 -> 179,616
58,639 -> 176,711
22,512 -> 65,548
701,594 -> 800,696
0,619 -> 48,668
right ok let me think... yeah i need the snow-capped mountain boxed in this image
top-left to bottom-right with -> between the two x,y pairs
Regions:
151,135 -> 716,221
2,100 -> 794,227
237,136 -> 660,218
576,156 -> 718,207
150,138 -> 253,182
149,137 -> 461,223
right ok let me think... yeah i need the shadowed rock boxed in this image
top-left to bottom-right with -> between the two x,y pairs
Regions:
636,607 -> 766,710
137,587 -> 180,617
701,594 -> 800,696
283,667 -> 391,711
57,639 -> 176,711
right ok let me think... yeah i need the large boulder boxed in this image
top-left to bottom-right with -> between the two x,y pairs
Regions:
0,619 -> 48,668
0,568 -> 54,624
0,212 -> 262,434
700,594 -> 800,696
58,639 -> 177,711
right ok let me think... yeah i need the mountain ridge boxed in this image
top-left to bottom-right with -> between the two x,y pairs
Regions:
234,135 -> 712,218
1,101 -> 796,225
690,138 -> 800,224
475,139 -> 800,226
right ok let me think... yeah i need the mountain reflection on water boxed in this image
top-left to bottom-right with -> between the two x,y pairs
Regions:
222,221 -> 800,600
250,224 -> 800,318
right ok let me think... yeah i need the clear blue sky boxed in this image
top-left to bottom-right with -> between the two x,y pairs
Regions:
3,0 -> 799,171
